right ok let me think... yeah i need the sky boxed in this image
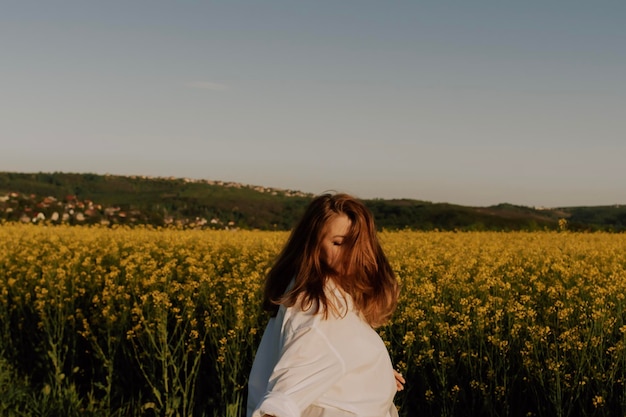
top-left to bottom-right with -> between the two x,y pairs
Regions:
1,1 -> 625,208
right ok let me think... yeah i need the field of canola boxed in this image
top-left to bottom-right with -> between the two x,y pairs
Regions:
1,223 -> 625,417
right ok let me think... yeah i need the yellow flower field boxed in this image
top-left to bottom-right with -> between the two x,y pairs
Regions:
1,223 -> 625,417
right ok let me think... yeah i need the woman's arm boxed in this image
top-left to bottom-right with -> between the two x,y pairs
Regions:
251,326 -> 345,417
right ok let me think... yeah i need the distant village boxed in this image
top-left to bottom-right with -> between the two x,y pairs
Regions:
0,176 -> 310,229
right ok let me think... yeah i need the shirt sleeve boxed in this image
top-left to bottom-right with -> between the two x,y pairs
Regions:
251,324 -> 346,417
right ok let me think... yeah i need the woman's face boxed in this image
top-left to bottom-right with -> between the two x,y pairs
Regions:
320,214 -> 352,272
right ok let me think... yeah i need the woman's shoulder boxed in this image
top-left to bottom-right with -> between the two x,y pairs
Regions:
282,282 -> 353,328
323,278 -> 357,318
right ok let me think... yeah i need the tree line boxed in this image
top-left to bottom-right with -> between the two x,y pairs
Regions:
1,172 -> 625,231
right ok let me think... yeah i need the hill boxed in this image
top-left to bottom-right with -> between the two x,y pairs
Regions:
1,171 -> 624,231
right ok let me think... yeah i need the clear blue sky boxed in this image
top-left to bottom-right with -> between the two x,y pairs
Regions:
2,0 -> 625,207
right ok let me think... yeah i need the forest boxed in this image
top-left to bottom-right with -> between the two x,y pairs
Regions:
1,171 -> 625,232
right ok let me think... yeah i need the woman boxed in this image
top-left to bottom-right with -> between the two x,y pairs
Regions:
246,193 -> 404,417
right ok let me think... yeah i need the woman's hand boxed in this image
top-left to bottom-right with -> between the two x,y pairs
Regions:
393,370 -> 405,391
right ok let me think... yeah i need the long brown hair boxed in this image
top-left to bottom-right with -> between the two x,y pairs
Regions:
262,193 -> 399,327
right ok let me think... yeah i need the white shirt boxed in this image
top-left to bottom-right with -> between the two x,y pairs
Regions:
246,283 -> 399,417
